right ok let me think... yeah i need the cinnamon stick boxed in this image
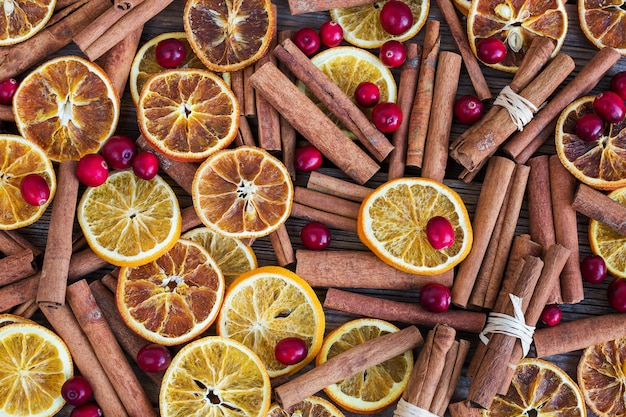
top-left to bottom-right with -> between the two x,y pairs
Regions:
12,298 -> 39,319
96,25 -> 143,97
238,115 -> 257,147
507,119 -> 557,164
230,70 -> 245,115
294,186 -> 360,219
278,30 -> 297,180
306,171 -> 372,202
274,325 -> 423,409
572,183 -> 626,235
449,401 -> 481,417
324,288 -> 487,333
0,104 -> 13,121
0,230 -> 40,257
249,62 -> 380,184
66,280 -> 156,417
287,0 -> 377,14
274,39 -> 394,162
406,19 -> 440,168
431,339 -> 471,416
243,64 -> 256,117
115,0 -> 142,11
290,202 -> 357,233
0,250 -> 35,286
269,224 -> 295,267
296,250 -> 454,290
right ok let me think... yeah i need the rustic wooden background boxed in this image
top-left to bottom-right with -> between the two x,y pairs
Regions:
8,0 -> 626,415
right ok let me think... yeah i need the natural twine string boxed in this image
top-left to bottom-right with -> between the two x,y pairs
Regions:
494,85 -> 538,131
394,398 -> 441,417
479,293 -> 535,360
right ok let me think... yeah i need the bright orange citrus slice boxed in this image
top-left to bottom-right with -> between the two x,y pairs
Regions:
192,146 -> 293,239
467,0 -> 568,72
0,135 -> 56,230
183,0 -> 276,72
556,95 -> 626,190
137,68 -> 239,162
13,56 -> 119,162
589,187 -> 626,279
267,396 -> 345,417
0,0 -> 55,45
579,0 -> 626,54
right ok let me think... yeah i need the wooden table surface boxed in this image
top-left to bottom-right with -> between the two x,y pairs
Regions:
9,0 -> 626,415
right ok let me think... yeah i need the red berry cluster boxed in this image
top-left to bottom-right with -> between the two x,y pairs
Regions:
292,20 -> 344,56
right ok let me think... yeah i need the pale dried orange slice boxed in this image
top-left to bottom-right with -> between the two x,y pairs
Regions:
0,322 -> 73,417
77,170 -> 181,267
160,336 -> 271,417
589,187 -> 626,279
267,396 -> 345,417
316,318 -> 413,414
137,68 -> 239,162
484,358 -> 585,417
217,266 -> 325,378
0,135 -> 56,230
467,0 -> 567,72
0,0 -> 55,45
579,0 -> 626,54
182,227 -> 257,287
183,0 -> 276,72
555,96 -> 626,190
192,146 -> 293,239
453,0 -> 472,16
13,56 -> 119,162
0,314 -> 34,328
330,0 -> 429,49
358,177 -> 473,275
117,238 -> 225,346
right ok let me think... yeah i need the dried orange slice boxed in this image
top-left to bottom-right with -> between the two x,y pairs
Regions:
182,227 -> 257,287
330,0 -> 429,49
183,0 -> 276,72
0,314 -> 35,328
13,56 -> 119,162
0,135 -> 56,230
117,238 -> 225,346
0,0 -> 55,45
579,0 -> 626,54
467,0 -> 568,72
453,0 -> 472,16
358,177 -> 473,275
0,322 -> 73,417
316,318 -> 413,414
217,266 -> 325,378
160,336 -> 271,417
555,96 -> 626,190
137,68 -> 239,162
267,396 -> 345,417
484,358 -> 585,416
192,146 -> 293,239
589,187 -> 626,279
77,170 -> 181,267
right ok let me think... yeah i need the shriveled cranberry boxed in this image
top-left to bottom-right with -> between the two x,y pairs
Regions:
132,151 -> 159,180
61,375 -> 92,407
419,283 -> 451,313
319,21 -> 343,48
608,279 -> 626,312
155,38 -> 186,68
20,174 -> 50,206
295,145 -> 323,172
540,305 -> 562,327
100,135 -> 137,170
379,0 -> 414,36
293,28 -> 320,56
575,113 -> 604,142
0,78 -> 18,105
136,344 -> 172,373
426,216 -> 455,250
476,38 -> 507,65
372,101 -> 402,133
69,403 -> 103,417
300,222 -> 331,250
610,71 -> 626,100
76,154 -> 108,187
354,82 -> 380,108
275,337 -> 308,365
454,95 -> 484,125
379,40 -> 406,68
582,254 -> 607,284
593,91 -> 626,124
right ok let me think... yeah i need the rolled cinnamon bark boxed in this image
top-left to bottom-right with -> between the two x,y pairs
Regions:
290,203 -> 357,233
96,25 -> 143,97
287,0 -> 376,14
572,183 -> 626,235
255,15 -> 281,152
294,187 -> 361,219
0,250 -> 35,286
306,171 -> 372,202
0,230 -> 41,256
277,30 -> 297,179
269,225 -> 295,267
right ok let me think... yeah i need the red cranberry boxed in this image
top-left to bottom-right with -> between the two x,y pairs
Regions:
379,0 -> 414,36
20,174 -> 50,206
70,403 -> 103,417
582,254 -> 607,284
454,95 -> 484,125
372,101 -> 402,133
76,154 -> 108,187
319,21 -> 343,48
419,283 -> 451,313
132,151 -> 159,180
540,305 -> 562,327
610,71 -> 626,100
379,40 -> 406,68
593,91 -> 626,124
295,145 -> 323,172
136,344 -> 172,373
476,38 -> 507,65
155,38 -> 187,68
0,78 -> 18,105
354,82 -> 380,108
608,279 -> 626,312
275,337 -> 308,365
61,375 -> 92,407
292,28 -> 320,56
300,222 -> 331,250
426,216 -> 455,250
100,135 -> 137,170
575,113 -> 604,142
